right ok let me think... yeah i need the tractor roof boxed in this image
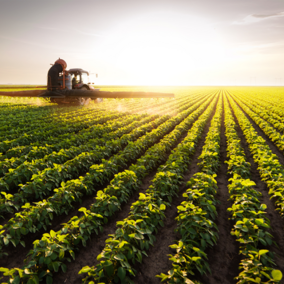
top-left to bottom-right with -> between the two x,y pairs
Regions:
68,68 -> 89,75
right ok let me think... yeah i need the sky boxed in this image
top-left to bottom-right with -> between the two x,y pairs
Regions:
0,0 -> 283,86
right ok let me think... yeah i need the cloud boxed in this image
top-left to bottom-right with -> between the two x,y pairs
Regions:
252,12 -> 284,19
233,11 -> 284,25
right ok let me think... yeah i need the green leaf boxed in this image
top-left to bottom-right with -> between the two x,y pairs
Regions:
69,250 -> 75,260
160,204 -> 166,210
271,270 -> 283,281
105,261 -> 114,277
53,262 -> 60,272
39,257 -> 45,265
260,204 -> 267,210
20,227 -> 27,235
139,193 -> 146,200
259,238 -> 267,246
255,219 -> 264,226
13,276 -> 20,284
79,266 -> 91,274
46,275 -> 53,284
242,180 -> 255,187
114,253 -> 124,261
188,228 -> 196,235
24,268 -> 32,275
201,239 -> 206,248
260,271 -> 271,279
59,249 -> 64,259
118,267 -> 126,281
61,263 -> 67,273
3,237 -> 9,245
258,249 -> 269,256
50,230 -> 56,238
10,239 -> 16,247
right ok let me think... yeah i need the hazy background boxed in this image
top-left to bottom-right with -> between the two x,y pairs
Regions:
0,0 -> 283,85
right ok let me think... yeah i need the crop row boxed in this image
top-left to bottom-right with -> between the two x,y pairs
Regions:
239,94 -> 284,128
0,109 -> 109,142
0,104 -> 72,124
0,112 -> 146,181
1,112 -> 131,161
228,94 -> 284,214
0,93 -> 216,262
134,92 -> 208,116
78,94 -> 219,283
0,113 -> 163,217
0,113 -> 146,178
0,91 -> 205,162
0,89 -> 206,135
0,93 -> 219,283
242,91 -> 284,119
0,95 -> 154,145
0,90 -> 205,151
0,104 -> 98,133
234,93 -> 284,135
0,93 -> 210,216
0,111 -> 131,192
0,112 -> 168,258
224,94 -> 282,283
0,91 -> 205,170
0,110 -> 131,154
231,93 -> 284,156
158,92 -> 223,283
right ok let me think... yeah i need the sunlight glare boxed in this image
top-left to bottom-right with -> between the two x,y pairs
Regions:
97,12 -> 233,85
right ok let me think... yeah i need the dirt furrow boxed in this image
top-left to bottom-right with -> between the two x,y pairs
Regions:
134,101 -> 217,284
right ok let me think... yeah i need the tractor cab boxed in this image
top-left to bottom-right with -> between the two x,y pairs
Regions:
68,68 -> 94,90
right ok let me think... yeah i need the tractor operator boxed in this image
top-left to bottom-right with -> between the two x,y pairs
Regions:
72,73 -> 78,89
47,58 -> 67,91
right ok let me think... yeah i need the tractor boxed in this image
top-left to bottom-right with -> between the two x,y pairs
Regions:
0,58 -> 174,105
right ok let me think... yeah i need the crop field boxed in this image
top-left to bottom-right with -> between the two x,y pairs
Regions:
1,86 -> 284,284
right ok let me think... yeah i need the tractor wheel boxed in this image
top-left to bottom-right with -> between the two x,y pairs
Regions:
94,98 -> 103,103
77,87 -> 91,106
77,97 -> 91,106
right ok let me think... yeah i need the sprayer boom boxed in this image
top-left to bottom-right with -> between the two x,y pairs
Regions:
0,89 -> 174,99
